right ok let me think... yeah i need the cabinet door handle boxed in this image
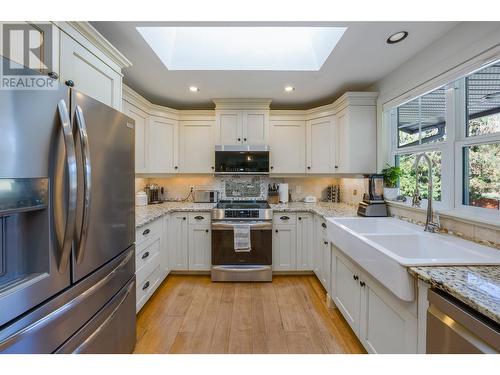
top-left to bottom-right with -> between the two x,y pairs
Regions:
48,71 -> 59,80
142,281 -> 150,291
194,215 -> 204,220
298,217 -> 302,220
353,275 -> 359,281
211,166 -> 215,170
307,166 -> 311,170
174,166 -> 178,170
321,223 -> 327,229
65,79 -> 75,87
237,138 -> 241,142
324,241 -> 328,245
360,281 -> 366,287
280,216 -> 290,220
334,165 -> 339,169
141,251 -> 150,260
275,229 -> 278,233
205,229 -> 209,233
270,166 -> 274,170
243,138 -> 247,142
183,217 -> 186,220
142,229 -> 150,236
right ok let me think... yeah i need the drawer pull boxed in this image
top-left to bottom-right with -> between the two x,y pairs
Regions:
280,216 -> 290,220
324,241 -> 328,245
353,275 -> 359,281
142,281 -> 150,290
360,281 -> 366,287
194,215 -> 204,220
142,228 -> 150,236
141,251 -> 150,260
321,223 -> 327,229
298,217 -> 302,220
183,217 -> 186,220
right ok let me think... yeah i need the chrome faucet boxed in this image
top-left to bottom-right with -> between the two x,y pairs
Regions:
412,153 -> 440,233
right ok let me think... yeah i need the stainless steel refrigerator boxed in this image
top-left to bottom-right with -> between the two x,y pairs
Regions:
0,58 -> 136,353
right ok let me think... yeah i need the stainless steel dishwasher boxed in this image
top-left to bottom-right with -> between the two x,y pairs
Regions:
427,289 -> 500,353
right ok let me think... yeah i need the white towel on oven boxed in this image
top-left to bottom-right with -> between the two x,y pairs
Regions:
233,224 -> 251,252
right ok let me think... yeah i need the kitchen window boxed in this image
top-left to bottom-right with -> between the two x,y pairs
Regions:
388,59 -> 500,219
390,86 -> 450,207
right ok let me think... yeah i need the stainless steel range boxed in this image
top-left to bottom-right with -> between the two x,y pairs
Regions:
211,200 -> 273,282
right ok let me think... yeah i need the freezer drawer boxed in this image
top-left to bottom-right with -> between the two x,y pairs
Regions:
0,246 -> 134,354
55,278 -> 136,354
426,289 -> 500,353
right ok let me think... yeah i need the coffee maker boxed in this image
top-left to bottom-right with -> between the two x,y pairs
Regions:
357,174 -> 388,217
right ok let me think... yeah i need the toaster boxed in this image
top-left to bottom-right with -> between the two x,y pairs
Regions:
194,190 -> 219,203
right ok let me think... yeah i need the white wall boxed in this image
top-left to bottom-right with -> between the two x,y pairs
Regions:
371,22 -> 500,171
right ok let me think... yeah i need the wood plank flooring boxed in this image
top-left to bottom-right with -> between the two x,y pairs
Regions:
134,275 -> 366,354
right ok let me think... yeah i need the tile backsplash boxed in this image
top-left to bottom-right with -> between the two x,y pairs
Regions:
139,175 -> 343,202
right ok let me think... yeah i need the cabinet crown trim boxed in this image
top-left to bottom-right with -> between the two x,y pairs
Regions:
62,22 -> 132,69
123,85 -> 180,120
213,98 -> 272,110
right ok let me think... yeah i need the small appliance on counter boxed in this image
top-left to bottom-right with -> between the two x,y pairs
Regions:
303,196 -> 317,203
194,189 -> 219,203
279,183 -> 289,203
267,183 -> 279,204
145,184 -> 165,204
357,174 -> 388,217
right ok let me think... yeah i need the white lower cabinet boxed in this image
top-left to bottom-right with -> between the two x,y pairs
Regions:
169,213 -> 189,270
169,212 -> 211,271
331,244 -> 418,353
296,213 -> 313,270
135,217 -> 169,312
188,225 -> 211,270
273,224 -> 297,271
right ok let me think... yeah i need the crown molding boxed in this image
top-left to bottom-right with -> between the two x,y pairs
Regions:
123,85 -> 180,119
60,22 -> 132,69
213,98 -> 272,110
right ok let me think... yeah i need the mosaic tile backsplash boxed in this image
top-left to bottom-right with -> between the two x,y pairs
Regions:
223,176 -> 263,199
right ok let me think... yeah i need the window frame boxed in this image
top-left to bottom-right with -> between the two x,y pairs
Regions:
387,62 -> 500,221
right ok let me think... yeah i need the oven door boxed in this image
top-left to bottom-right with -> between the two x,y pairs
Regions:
211,221 -> 272,265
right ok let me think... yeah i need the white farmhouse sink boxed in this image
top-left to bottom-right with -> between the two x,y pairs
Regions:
326,217 -> 500,302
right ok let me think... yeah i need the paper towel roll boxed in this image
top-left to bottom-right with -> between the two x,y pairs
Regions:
279,183 -> 289,203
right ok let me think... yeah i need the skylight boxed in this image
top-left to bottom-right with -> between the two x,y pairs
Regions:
136,27 -> 347,71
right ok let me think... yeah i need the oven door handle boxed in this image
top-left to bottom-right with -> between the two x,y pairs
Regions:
211,221 -> 272,230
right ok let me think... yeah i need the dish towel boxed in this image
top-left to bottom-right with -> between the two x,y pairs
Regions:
233,224 -> 252,252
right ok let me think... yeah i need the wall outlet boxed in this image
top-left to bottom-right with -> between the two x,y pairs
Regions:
353,189 -> 358,196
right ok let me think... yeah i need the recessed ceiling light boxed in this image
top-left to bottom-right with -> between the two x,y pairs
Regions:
189,86 -> 200,92
137,26 -> 347,71
284,86 -> 295,92
386,31 -> 408,44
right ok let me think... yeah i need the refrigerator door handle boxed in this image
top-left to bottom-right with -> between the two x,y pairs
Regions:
75,105 -> 92,264
56,99 -> 77,273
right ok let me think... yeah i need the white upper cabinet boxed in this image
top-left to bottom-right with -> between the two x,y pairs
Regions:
269,119 -> 306,174
214,100 -> 271,146
335,104 -> 377,174
123,101 -> 148,173
180,119 -> 215,173
57,22 -> 130,110
243,110 -> 268,145
216,110 -> 243,145
306,116 -> 335,173
148,116 -> 179,174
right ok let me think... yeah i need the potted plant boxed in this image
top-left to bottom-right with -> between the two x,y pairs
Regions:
381,164 -> 402,200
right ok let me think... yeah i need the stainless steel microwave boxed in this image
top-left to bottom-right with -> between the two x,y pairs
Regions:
214,145 -> 270,175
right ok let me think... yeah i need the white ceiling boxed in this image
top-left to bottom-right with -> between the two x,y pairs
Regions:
91,22 -> 459,110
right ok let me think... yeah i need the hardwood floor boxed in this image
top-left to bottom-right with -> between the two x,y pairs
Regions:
134,275 -> 366,354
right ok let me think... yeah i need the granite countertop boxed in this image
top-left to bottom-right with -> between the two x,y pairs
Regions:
136,201 -> 357,228
270,202 -> 357,218
409,266 -> 500,324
